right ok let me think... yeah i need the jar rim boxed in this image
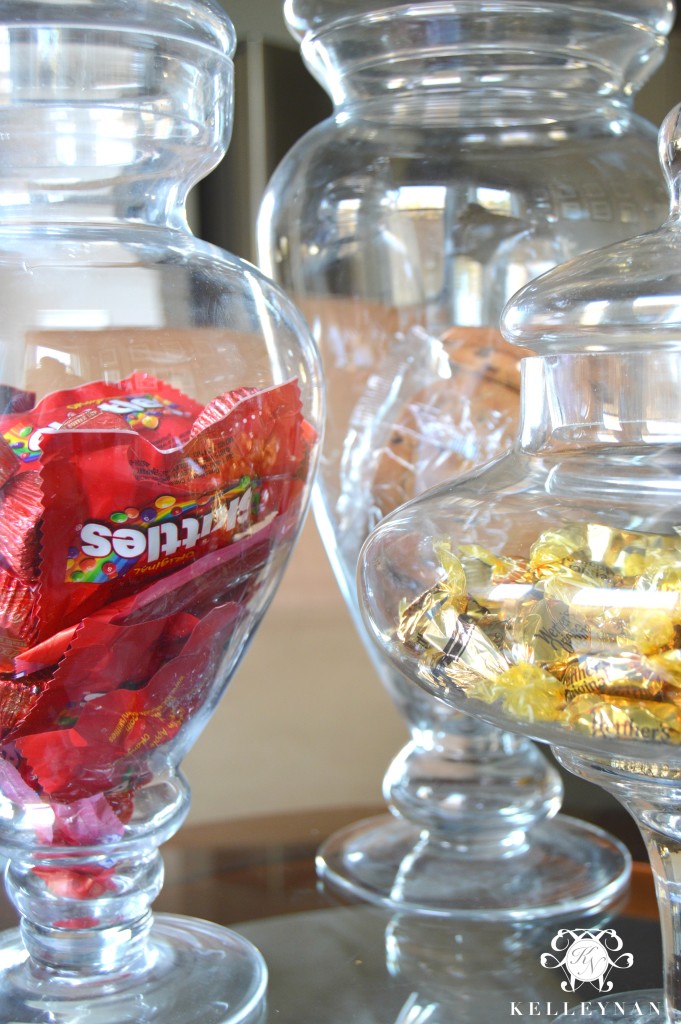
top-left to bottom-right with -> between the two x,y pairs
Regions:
285,0 -> 675,43
2,0 -> 236,59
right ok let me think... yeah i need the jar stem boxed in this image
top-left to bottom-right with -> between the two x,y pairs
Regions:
554,747 -> 681,1022
0,769 -> 190,981
383,711 -> 561,856
6,851 -> 162,978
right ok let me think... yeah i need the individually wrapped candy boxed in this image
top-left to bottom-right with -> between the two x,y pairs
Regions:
0,568 -> 38,671
395,522 -> 681,743
565,693 -> 681,745
562,652 -> 668,703
0,371 -> 316,834
37,378 -> 309,637
398,540 -> 512,699
0,372 -> 208,630
365,326 -> 526,524
0,473 -> 42,582
0,371 -> 203,464
336,325 -> 528,563
13,600 -> 244,802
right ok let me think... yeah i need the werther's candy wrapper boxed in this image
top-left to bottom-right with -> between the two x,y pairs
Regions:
562,652 -> 667,703
565,693 -> 681,745
397,540 -> 517,697
396,522 -> 681,744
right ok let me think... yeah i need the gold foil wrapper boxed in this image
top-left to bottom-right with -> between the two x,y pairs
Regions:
562,652 -> 667,703
506,597 -> 589,665
566,694 -> 681,745
395,522 -> 681,744
398,541 -> 509,697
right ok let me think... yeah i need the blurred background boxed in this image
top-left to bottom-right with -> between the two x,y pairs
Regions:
182,0 -> 681,835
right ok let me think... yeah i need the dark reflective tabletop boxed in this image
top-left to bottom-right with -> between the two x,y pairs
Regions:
0,806 -> 661,1023
163,808 -> 660,1022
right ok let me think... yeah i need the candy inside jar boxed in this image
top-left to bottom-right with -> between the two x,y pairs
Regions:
0,371 -> 316,838
0,3 -> 324,1019
361,346 -> 681,764
397,522 -> 681,747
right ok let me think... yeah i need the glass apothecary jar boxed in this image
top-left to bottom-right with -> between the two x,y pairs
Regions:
258,0 -> 673,916
0,2 -> 323,1022
360,101 -> 681,1022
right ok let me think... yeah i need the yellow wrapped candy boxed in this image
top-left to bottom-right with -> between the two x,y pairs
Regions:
565,693 -> 681,744
487,663 -> 564,723
625,607 -> 677,656
397,540 -> 509,694
506,596 -> 589,665
529,523 -> 590,578
562,652 -> 666,703
395,523 -> 681,744
643,648 -> 681,702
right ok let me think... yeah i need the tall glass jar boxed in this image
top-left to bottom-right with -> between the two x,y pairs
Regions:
258,0 -> 674,916
0,2 -> 322,1022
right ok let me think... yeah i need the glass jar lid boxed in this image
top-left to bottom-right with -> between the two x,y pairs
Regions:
284,0 -> 675,42
502,103 -> 681,356
5,0 -> 235,57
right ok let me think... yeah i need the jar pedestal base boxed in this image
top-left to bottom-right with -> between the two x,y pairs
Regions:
317,813 -> 630,920
0,913 -> 267,1024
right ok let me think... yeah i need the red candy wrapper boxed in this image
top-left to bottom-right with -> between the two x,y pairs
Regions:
0,371 -> 315,845
0,371 -> 206,622
14,600 -> 244,802
0,371 -> 203,465
37,378 -> 308,637
0,473 -> 42,581
0,437 -> 19,489
0,567 -> 38,672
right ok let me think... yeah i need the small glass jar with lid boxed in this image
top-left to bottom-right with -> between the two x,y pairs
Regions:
360,100 -> 681,1021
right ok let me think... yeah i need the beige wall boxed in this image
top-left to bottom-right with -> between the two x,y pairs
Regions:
184,518 -> 406,823
636,28 -> 681,126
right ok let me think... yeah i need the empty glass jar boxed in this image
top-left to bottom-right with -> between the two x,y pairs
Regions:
259,0 -> 674,916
